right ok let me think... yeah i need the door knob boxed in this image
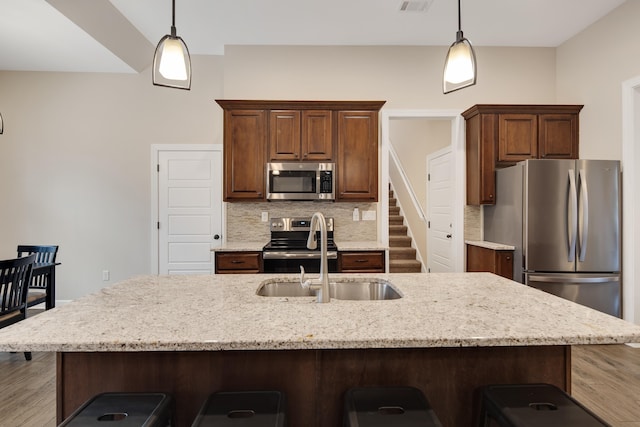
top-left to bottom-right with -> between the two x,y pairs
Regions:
213,234 -> 221,240
446,234 -> 452,239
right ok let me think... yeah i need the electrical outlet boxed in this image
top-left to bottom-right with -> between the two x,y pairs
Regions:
261,212 -> 269,222
353,208 -> 360,221
102,270 -> 110,281
362,210 -> 376,221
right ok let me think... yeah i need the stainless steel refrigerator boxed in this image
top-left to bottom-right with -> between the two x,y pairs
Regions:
484,159 -> 621,317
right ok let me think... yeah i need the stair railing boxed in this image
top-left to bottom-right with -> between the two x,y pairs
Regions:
388,143 -> 427,223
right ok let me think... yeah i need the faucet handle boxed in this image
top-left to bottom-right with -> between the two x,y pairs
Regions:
300,266 -> 310,288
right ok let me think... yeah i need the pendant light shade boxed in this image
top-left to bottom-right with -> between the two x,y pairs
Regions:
153,0 -> 191,90
443,0 -> 476,94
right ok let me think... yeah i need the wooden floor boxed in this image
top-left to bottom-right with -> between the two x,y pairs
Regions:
0,345 -> 639,426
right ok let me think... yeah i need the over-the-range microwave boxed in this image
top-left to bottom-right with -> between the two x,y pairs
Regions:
266,162 -> 334,201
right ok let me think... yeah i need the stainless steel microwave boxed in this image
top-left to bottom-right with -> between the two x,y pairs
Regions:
266,162 -> 335,201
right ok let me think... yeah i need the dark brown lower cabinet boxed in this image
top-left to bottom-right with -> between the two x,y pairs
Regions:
214,251 -> 263,274
338,251 -> 385,273
466,244 -> 514,280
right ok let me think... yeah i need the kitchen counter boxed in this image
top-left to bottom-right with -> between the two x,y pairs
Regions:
465,239 -> 516,250
211,241 -> 387,252
3,273 -> 638,427
211,241 -> 265,252
0,272 -> 636,352
335,241 -> 387,251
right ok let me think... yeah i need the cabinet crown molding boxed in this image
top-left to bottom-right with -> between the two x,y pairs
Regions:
216,99 -> 386,111
462,104 -> 583,118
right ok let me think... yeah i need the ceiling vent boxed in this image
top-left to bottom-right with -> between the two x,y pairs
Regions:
398,0 -> 433,13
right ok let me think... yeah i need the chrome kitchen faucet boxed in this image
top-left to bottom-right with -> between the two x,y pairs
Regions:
300,212 -> 331,303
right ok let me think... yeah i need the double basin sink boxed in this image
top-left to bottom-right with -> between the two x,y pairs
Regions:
256,278 -> 402,301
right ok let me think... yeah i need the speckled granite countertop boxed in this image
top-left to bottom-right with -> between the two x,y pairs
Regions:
466,240 -> 516,250
0,273 -> 638,352
212,241 -> 387,251
211,242 -> 266,251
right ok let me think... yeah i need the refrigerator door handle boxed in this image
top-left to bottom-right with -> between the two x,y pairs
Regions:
527,275 -> 619,284
578,168 -> 589,262
567,169 -> 577,262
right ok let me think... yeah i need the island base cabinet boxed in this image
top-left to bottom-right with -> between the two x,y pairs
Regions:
57,346 -> 569,427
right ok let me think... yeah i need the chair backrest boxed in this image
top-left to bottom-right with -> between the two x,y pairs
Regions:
17,245 -> 58,263
0,254 -> 36,317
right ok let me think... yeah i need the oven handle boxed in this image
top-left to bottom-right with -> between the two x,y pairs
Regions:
263,251 -> 338,260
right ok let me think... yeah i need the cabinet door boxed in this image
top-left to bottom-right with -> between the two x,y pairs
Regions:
224,110 -> 267,200
466,245 -> 513,280
269,110 -> 301,161
466,114 -> 496,205
337,111 -> 378,201
498,114 -> 538,164
301,110 -> 333,161
538,114 -> 578,159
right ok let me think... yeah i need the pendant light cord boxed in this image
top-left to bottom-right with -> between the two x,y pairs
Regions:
171,0 -> 177,36
457,0 -> 461,32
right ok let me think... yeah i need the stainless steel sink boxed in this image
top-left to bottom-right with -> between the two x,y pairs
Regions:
256,278 -> 402,300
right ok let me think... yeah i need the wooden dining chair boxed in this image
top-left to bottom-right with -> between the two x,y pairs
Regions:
17,245 -> 58,309
0,254 -> 36,361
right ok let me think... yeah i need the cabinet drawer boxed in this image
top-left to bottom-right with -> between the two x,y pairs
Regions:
215,252 -> 262,273
339,251 -> 385,273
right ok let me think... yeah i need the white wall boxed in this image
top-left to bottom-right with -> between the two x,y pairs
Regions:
0,55 -> 224,300
556,0 -> 640,159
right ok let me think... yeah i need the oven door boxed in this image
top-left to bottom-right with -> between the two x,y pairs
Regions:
263,251 -> 338,273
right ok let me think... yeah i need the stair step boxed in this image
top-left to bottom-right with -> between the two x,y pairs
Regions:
389,197 -> 397,207
389,225 -> 408,236
389,215 -> 404,225
389,259 -> 423,273
389,235 -> 412,247
389,247 -> 417,260
389,206 -> 400,215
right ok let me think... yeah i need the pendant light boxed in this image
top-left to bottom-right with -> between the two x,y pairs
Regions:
443,0 -> 476,94
152,0 -> 191,90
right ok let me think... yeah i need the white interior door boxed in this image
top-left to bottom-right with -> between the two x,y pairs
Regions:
427,147 -> 454,272
157,148 -> 222,274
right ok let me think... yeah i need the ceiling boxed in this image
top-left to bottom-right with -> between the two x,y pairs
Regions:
0,0 -> 627,74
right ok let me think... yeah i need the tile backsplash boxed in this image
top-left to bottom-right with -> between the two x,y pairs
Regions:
226,202 -> 378,243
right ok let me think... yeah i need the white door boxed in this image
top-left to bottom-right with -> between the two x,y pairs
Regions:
427,147 -> 454,272
157,149 -> 223,274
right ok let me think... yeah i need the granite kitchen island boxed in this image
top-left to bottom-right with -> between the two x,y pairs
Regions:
1,272 -> 639,426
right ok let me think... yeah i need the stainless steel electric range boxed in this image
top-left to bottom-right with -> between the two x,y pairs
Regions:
262,217 -> 338,273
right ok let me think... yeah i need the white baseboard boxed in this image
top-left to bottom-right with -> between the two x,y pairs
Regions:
624,342 -> 640,348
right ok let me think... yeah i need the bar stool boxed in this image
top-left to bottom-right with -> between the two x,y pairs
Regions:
58,392 -> 174,426
479,383 -> 610,427
343,386 -> 443,427
191,391 -> 286,427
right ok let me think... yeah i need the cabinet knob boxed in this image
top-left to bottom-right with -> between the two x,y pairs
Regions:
506,256 -> 511,260
489,194 -> 494,199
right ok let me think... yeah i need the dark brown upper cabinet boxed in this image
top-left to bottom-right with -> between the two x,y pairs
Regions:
463,104 -> 583,205
216,100 -> 385,202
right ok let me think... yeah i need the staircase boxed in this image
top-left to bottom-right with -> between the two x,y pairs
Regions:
388,187 -> 423,273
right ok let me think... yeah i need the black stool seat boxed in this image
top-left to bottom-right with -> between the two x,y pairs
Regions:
191,391 -> 286,426
59,392 -> 174,426
343,386 -> 443,427
479,383 -> 610,427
